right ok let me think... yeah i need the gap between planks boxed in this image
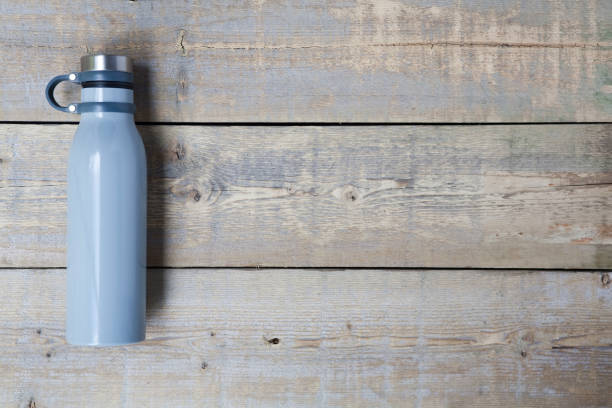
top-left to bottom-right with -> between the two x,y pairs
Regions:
2,267 -> 612,272
1,121 -> 612,126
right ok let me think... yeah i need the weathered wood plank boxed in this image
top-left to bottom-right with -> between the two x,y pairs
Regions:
1,269 -> 610,407
0,1 -> 610,122
1,124 -> 610,268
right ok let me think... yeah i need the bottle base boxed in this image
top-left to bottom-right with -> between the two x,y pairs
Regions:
66,336 -> 146,347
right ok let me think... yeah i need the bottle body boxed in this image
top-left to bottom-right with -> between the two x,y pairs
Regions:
66,87 -> 147,345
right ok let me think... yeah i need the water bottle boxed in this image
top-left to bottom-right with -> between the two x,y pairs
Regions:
46,55 -> 147,345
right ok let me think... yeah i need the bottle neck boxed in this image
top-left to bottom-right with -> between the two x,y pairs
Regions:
82,87 -> 133,103
80,87 -> 134,119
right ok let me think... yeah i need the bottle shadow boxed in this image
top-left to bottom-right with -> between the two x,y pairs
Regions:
133,63 -> 167,325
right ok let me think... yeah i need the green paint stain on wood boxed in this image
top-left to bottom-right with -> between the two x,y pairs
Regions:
594,65 -> 612,113
599,24 -> 612,42
595,245 -> 612,270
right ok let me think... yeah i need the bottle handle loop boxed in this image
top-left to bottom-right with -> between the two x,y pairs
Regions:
45,73 -> 81,113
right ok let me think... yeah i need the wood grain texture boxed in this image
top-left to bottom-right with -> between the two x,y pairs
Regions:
0,1 -> 610,122
1,268 -> 610,408
1,124 -> 610,268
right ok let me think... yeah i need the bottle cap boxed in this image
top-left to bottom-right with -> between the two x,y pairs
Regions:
80,55 -> 133,73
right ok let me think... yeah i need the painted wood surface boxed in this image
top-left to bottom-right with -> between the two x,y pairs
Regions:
1,268 -> 610,408
1,124 -> 610,268
0,1 -> 610,122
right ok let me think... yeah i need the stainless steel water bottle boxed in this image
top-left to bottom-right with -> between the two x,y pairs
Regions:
46,55 -> 147,345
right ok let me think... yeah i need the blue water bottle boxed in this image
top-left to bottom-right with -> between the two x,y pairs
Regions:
46,55 -> 147,345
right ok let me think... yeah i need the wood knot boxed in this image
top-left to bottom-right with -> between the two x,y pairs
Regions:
267,337 -> 280,345
332,184 -> 360,203
602,272 -> 610,288
346,190 -> 358,201
193,190 -> 201,202
174,143 -> 186,160
521,331 -> 534,344
169,182 -> 207,204
520,350 -> 527,358
201,361 -> 208,370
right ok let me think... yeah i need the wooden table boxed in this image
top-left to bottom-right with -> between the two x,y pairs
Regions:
0,1 -> 610,406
